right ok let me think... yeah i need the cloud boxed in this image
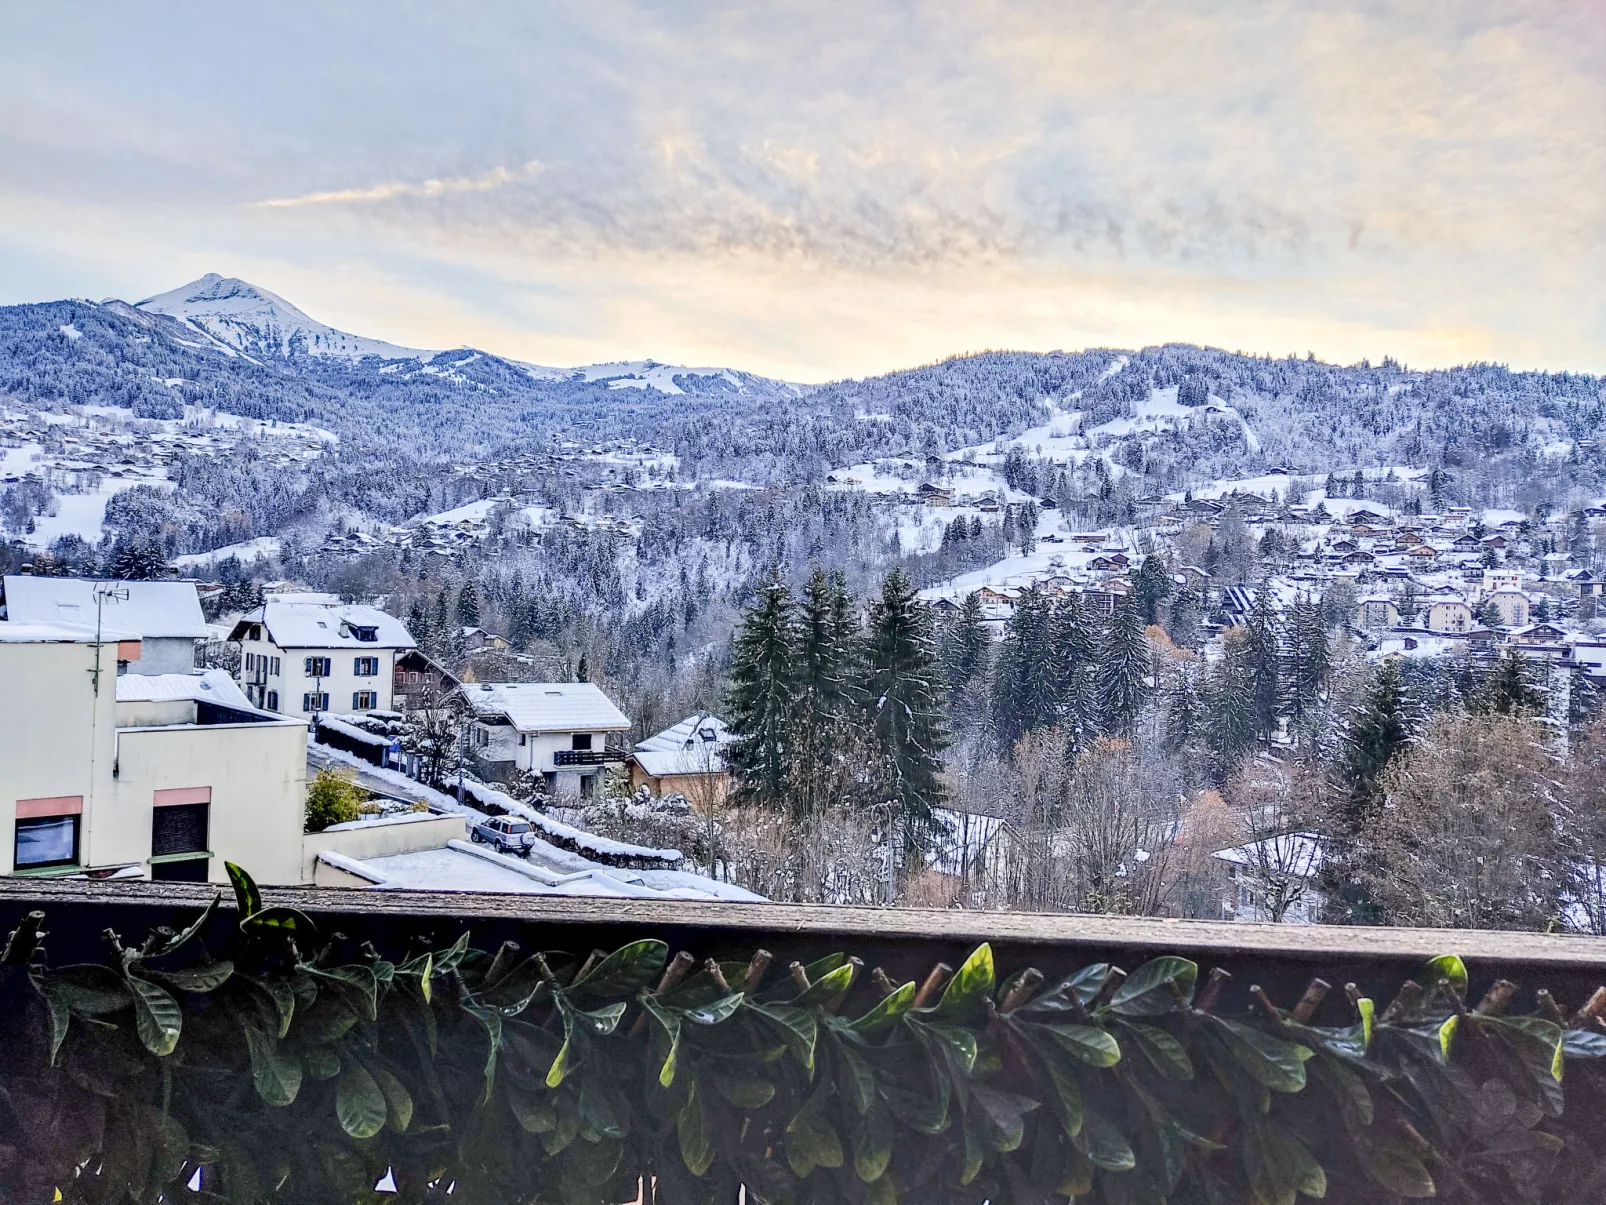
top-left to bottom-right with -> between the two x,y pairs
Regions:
254,161 -> 545,209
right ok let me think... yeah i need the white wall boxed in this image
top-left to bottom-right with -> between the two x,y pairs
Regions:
238,634 -> 398,715
301,813 -> 464,881
112,719 -> 307,885
0,639 -> 116,874
128,637 -> 198,676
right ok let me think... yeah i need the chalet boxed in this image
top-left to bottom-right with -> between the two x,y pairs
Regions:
460,627 -> 512,652
229,599 -> 415,716
458,681 -> 631,798
930,597 -> 962,616
1511,622 -> 1567,646
1451,535 -> 1483,553
916,482 -> 954,506
392,648 -> 461,711
1404,546 -> 1440,562
976,586 -> 1016,608
1482,535 -> 1509,550
629,713 -> 736,803
1339,550 -> 1375,566
1424,597 -> 1474,634
1565,570 -> 1606,598
1,576 -> 209,676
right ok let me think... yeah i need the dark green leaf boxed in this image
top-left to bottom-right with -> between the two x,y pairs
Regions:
240,973 -> 295,1039
226,861 -> 262,920
1243,1119 -> 1326,1205
369,1063 -> 414,1132
849,981 -> 915,1035
305,1046 -> 341,1080
683,992 -> 744,1026
1038,1023 -> 1121,1067
713,1077 -> 776,1109
574,1000 -> 628,1036
678,1080 -> 714,1176
573,939 -> 669,997
796,961 -> 856,1007
506,1082 -> 557,1134
243,1025 -> 302,1106
39,984 -> 71,1066
40,964 -> 133,1016
639,995 -> 681,1087
1121,1022 -> 1193,1079
126,973 -> 181,1056
969,1084 -> 1038,1152
1027,963 -> 1114,1015
1209,1017 -> 1312,1093
934,944 -> 994,1019
1355,1138 -> 1436,1198
836,1042 -> 876,1114
151,959 -> 233,994
853,1104 -> 894,1182
747,1001 -> 817,1073
1073,1108 -> 1134,1171
786,1091 -> 845,1177
305,964 -> 379,1020
336,1060 -> 388,1138
149,892 -> 221,958
1106,956 -> 1197,1017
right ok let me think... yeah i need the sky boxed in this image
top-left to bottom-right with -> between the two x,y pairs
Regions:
1,2 -> 1602,381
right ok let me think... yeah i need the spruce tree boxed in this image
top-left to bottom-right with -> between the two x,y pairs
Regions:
1167,583 -> 1203,648
1165,662 -> 1201,754
1283,595 -> 1329,725
1050,594 -> 1097,748
1096,594 -> 1149,733
725,575 -> 799,813
1338,658 -> 1409,828
1206,633 -> 1258,778
991,587 -> 1054,749
456,580 -> 482,628
1482,649 -> 1543,716
943,590 -> 990,689
793,570 -> 859,818
864,569 -> 948,855
1244,586 -> 1282,741
1132,554 -> 1173,624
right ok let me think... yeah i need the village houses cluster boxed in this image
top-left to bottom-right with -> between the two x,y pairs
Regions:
0,573 -> 749,901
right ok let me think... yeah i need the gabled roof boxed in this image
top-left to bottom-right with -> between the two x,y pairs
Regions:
232,600 -> 415,650
633,713 -> 736,776
459,682 -> 630,733
3,576 -> 208,639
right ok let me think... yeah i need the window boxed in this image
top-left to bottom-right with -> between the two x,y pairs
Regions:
152,802 -> 209,858
266,690 -> 279,711
303,692 -> 329,712
271,656 -> 281,675
353,656 -> 379,676
245,653 -> 256,672
15,814 -> 79,869
304,656 -> 332,677
352,625 -> 379,642
352,691 -> 377,710
571,733 -> 593,751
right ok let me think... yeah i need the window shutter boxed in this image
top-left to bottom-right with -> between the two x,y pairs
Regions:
152,804 -> 209,857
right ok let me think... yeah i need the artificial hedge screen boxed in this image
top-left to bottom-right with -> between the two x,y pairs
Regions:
0,865 -> 1603,1204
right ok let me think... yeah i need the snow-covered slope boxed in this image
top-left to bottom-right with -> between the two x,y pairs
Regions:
131,274 -> 786,395
136,273 -> 430,361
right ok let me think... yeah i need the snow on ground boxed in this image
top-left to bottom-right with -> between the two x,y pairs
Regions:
59,323 -> 82,341
414,498 -> 506,526
172,535 -> 282,568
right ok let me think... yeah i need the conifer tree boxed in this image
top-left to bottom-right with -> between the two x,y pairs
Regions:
991,587 -> 1055,749
864,569 -> 948,855
1206,633 -> 1258,778
1167,583 -> 1203,648
1244,586 -> 1282,741
1165,662 -> 1201,754
725,575 -> 799,813
1338,658 -> 1409,827
942,590 -> 990,689
1050,594 -> 1098,748
1132,554 -> 1173,624
456,580 -> 482,628
1283,595 -> 1330,725
792,570 -> 859,817
1481,649 -> 1543,716
1096,594 -> 1149,733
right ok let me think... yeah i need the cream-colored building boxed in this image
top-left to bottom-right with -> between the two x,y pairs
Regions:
1486,589 -> 1531,628
230,598 -> 415,718
1,623 -> 307,885
1424,597 -> 1474,633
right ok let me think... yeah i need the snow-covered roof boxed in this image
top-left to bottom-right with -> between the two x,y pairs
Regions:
459,682 -> 629,733
1212,833 -> 1325,873
633,712 -> 735,775
239,600 -> 415,650
3,576 -> 208,639
0,620 -> 137,643
116,669 -> 255,710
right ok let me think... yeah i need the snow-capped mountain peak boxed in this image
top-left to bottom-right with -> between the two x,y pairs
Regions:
135,273 -> 429,362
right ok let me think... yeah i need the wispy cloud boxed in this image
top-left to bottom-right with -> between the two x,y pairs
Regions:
254,161 -> 544,209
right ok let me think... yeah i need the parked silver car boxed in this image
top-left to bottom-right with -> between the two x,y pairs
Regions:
469,816 -> 535,855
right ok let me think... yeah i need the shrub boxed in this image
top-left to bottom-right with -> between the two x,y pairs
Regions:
304,767 -> 365,832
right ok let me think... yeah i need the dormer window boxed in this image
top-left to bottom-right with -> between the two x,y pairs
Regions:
343,623 -> 379,642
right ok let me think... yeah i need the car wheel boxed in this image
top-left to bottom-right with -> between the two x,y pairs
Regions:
471,831 -> 482,842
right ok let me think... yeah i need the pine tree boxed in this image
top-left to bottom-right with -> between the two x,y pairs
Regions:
1244,586 -> 1282,741
1096,594 -> 1149,733
991,587 -> 1054,748
864,569 -> 948,856
1165,662 -> 1201,753
942,590 -> 990,689
1338,658 -> 1409,828
1167,583 -> 1202,648
792,570 -> 860,818
575,655 -> 590,683
1132,555 -> 1173,624
725,575 -> 799,813
456,580 -> 482,628
1283,595 -> 1329,725
1205,633 -> 1258,778
1050,594 -> 1097,748
1481,649 -> 1543,716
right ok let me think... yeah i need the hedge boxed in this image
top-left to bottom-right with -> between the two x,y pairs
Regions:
2,865 -> 1605,1204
